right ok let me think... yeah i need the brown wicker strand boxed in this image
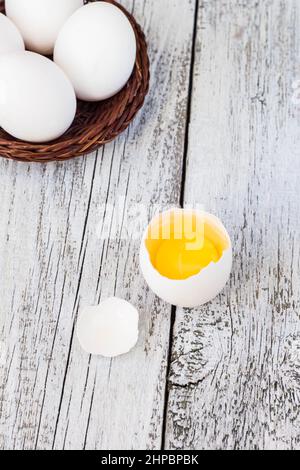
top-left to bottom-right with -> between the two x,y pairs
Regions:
0,0 -> 150,163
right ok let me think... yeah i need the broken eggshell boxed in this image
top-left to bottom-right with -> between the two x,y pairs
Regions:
76,297 -> 139,358
140,208 -> 233,308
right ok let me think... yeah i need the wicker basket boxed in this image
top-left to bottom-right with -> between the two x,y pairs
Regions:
0,0 -> 150,163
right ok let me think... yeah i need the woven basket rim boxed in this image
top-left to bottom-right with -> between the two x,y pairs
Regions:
0,0 -> 150,163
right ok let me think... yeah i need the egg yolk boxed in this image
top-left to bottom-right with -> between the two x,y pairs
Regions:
154,238 -> 220,280
145,212 -> 229,281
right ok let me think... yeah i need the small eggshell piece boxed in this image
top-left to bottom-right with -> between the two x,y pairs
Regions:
54,2 -> 137,101
0,12 -> 24,55
0,51 -> 76,143
77,298 -> 139,358
5,0 -> 84,55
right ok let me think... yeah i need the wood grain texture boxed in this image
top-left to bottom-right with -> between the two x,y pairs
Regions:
1,0 -> 299,451
0,0 -> 195,450
165,0 -> 300,450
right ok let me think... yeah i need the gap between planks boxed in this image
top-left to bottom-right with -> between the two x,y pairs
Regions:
161,0 -> 200,451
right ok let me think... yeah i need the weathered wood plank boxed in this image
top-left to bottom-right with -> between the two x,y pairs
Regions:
165,0 -> 300,450
0,0 -> 196,450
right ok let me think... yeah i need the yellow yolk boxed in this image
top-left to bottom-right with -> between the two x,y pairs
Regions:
145,211 -> 229,281
154,238 -> 220,280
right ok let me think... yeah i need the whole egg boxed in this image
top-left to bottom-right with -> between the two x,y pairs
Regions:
0,13 -> 24,56
5,0 -> 84,55
0,51 -> 76,143
54,2 -> 137,101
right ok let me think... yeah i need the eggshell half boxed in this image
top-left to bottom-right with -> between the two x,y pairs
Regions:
140,209 -> 232,308
76,298 -> 139,358
0,13 -> 24,56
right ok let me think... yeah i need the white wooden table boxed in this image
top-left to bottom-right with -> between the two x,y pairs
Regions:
1,0 -> 300,450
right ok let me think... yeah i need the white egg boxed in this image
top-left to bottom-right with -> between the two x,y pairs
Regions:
140,209 -> 232,308
5,0 -> 83,55
0,13 -> 24,55
54,2 -> 137,101
77,298 -> 139,358
0,51 -> 76,143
